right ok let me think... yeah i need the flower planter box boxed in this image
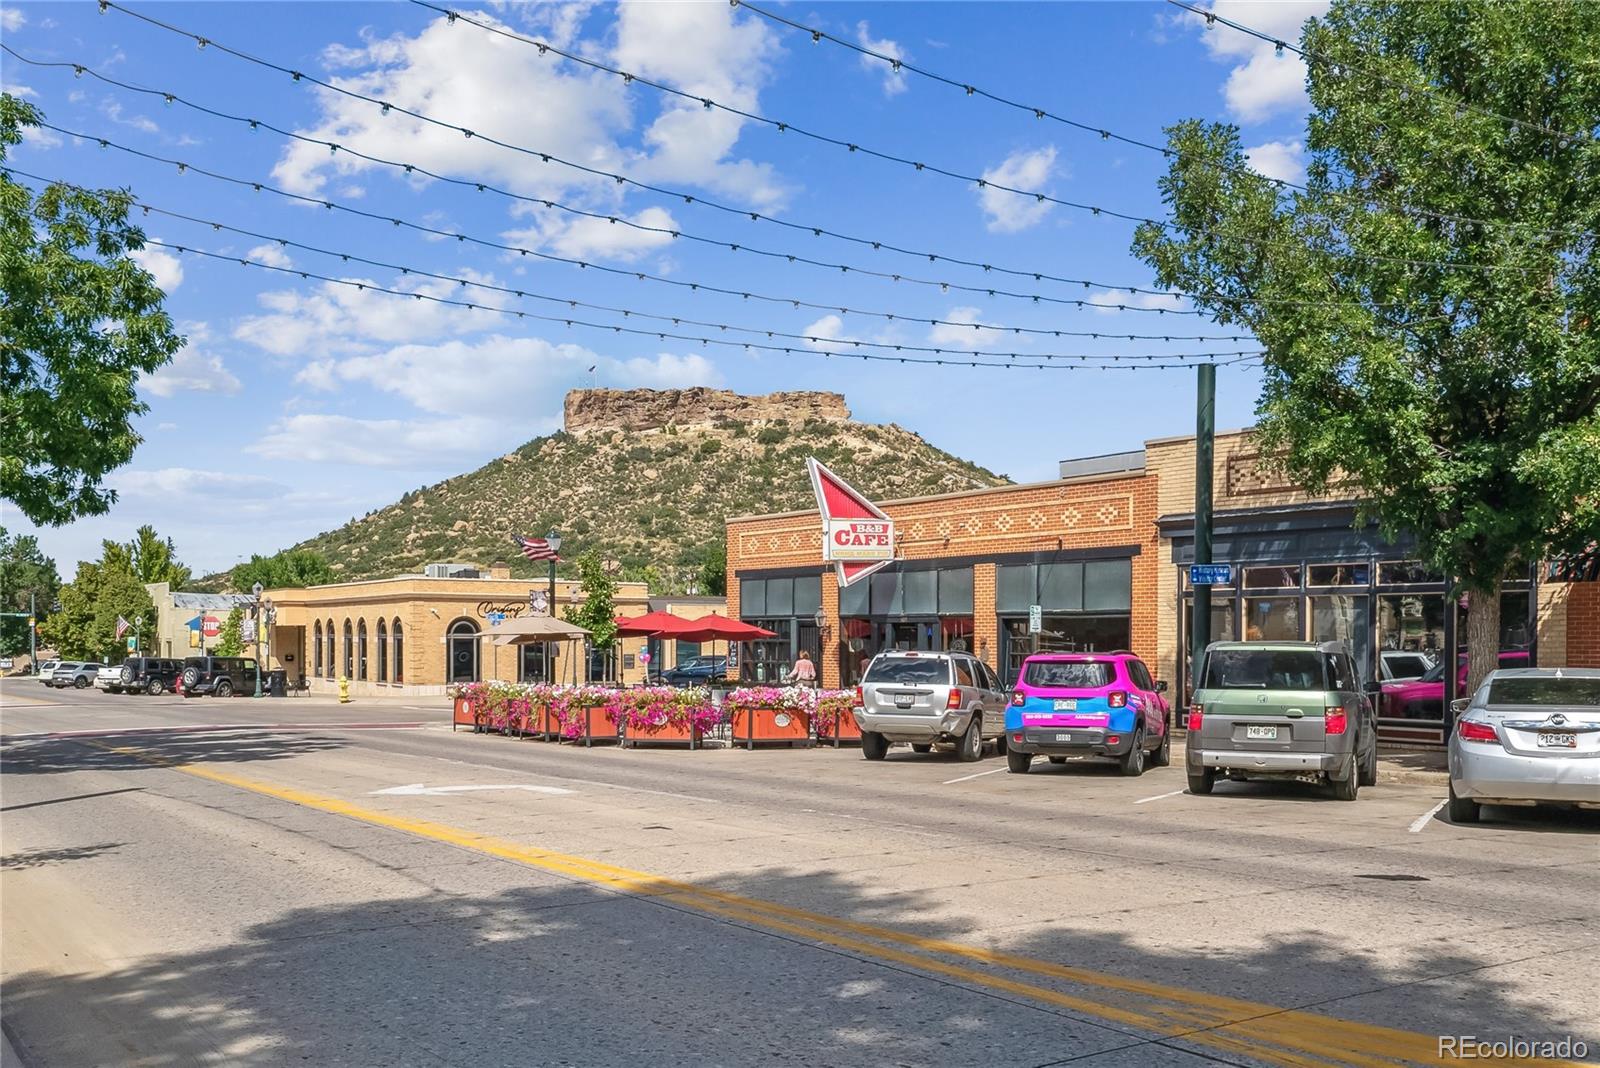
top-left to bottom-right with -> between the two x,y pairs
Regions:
623,719 -> 704,749
730,707 -> 813,750
534,704 -> 561,740
452,696 -> 484,731
563,705 -> 620,747
818,709 -> 863,747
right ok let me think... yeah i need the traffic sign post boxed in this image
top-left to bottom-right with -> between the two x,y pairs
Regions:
1188,564 -> 1234,586
1028,604 -> 1043,634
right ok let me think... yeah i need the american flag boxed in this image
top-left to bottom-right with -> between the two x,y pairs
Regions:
115,616 -> 131,639
513,534 -> 560,562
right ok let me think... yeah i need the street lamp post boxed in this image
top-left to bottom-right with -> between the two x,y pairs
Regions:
545,529 -> 561,683
252,581 -> 264,698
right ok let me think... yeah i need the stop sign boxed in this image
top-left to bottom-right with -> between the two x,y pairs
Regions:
202,615 -> 221,638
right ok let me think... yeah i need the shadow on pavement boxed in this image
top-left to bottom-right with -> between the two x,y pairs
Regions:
3,854 -> 1594,1067
0,731 -> 349,777
1,842 -> 125,870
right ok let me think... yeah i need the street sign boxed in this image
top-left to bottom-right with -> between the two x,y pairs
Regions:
1028,604 -> 1043,634
487,611 -> 506,626
1189,564 -> 1234,586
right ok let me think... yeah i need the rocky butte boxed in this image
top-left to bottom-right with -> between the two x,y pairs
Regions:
563,388 -> 851,434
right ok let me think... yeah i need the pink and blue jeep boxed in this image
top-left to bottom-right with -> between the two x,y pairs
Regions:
1005,652 -> 1172,777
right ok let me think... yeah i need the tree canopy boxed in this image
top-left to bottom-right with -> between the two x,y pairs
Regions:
1133,0 -> 1599,691
564,549 -> 619,651
214,605 -> 245,658
230,549 -> 336,593
1,95 -> 182,526
40,558 -> 155,662
0,527 -> 60,657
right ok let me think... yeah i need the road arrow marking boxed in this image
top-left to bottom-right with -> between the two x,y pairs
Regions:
371,783 -> 574,797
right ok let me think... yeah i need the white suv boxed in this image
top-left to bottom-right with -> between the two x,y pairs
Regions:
855,652 -> 1010,762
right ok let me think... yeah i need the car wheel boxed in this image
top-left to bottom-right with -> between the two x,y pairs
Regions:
146,678 -> 163,696
1048,756 -> 1067,765
74,676 -> 88,689
1119,728 -> 1146,777
1150,726 -> 1172,768
214,678 -> 233,698
1358,734 -> 1378,786
992,733 -> 1007,757
957,717 -> 983,763
1331,756 -> 1360,801
910,743 -> 932,754
861,731 -> 889,761
1187,768 -> 1215,795
1006,749 -> 1033,774
1446,782 -> 1479,824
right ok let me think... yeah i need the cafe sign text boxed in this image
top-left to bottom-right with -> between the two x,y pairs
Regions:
824,518 -> 895,563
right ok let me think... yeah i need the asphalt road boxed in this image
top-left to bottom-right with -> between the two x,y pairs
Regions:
2,679 -> 1596,1067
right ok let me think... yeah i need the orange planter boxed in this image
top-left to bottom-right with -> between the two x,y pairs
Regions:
730,707 -> 813,750
452,696 -> 480,730
624,718 -> 702,749
536,704 -> 561,740
564,706 -> 620,747
818,709 -> 862,746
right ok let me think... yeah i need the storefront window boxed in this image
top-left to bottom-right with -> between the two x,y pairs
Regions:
312,622 -> 322,677
938,568 -> 973,614
743,617 -> 794,683
519,643 -> 544,683
1378,594 -> 1444,659
1001,615 -> 1131,684
1244,596 -> 1301,641
357,620 -> 368,680
1307,563 -> 1369,586
326,620 -> 335,679
392,619 -> 403,683
1310,594 -> 1370,681
1379,561 -> 1443,585
1243,565 -> 1300,589
343,620 -> 353,678
376,619 -> 387,682
940,616 -> 975,653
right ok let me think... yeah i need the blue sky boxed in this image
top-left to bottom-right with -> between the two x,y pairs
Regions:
2,0 -> 1326,576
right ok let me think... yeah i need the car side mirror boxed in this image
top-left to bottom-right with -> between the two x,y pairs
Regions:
1449,697 -> 1471,715
1154,680 -> 1169,693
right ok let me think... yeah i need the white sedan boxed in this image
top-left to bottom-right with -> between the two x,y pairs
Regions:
1448,668 -> 1600,823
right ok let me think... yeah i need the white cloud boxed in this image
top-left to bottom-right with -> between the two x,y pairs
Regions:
2,8 -> 25,31
245,243 -> 294,269
1088,290 -> 1188,316
927,307 -> 996,350
1185,1 -> 1328,123
2,82 -> 37,99
18,125 -> 62,149
855,22 -> 908,96
977,146 -> 1059,234
248,414 -> 504,468
99,98 -> 159,134
503,205 -> 679,263
1244,139 -> 1305,184
130,243 -> 183,292
142,347 -> 242,398
155,422 -> 178,432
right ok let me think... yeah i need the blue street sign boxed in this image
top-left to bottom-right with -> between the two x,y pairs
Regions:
1188,564 -> 1234,586
487,612 -> 506,626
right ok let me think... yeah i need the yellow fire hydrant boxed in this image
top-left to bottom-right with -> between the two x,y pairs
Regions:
338,675 -> 351,704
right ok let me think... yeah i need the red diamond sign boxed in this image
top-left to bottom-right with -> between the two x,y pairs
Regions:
808,457 -> 895,588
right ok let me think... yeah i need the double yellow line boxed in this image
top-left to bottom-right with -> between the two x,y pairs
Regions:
98,742 -> 1586,1068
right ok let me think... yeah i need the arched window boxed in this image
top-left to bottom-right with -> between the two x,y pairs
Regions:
313,621 -> 322,677
357,619 -> 369,680
343,619 -> 354,678
447,617 -> 479,684
326,619 -> 336,679
393,618 -> 404,684
376,619 -> 388,682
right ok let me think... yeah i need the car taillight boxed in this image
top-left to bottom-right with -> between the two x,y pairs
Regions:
1010,692 -> 1024,706
1187,704 -> 1203,731
1108,691 -> 1127,708
854,686 -> 863,705
1324,707 -> 1347,735
947,688 -> 963,709
1458,720 -> 1498,744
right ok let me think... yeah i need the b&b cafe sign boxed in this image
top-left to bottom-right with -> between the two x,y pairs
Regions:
808,457 -> 895,588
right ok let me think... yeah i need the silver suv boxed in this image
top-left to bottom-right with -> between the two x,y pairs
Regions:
855,651 -> 1009,762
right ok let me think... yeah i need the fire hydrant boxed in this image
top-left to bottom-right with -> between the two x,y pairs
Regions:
338,675 -> 351,704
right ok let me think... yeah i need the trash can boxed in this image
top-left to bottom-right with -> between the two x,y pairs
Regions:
266,669 -> 289,697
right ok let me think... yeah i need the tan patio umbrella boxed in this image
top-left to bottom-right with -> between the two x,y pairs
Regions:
491,616 -> 592,684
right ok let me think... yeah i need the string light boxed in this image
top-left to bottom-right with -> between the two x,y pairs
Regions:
4,50 -> 1475,314
6,167 -> 1265,367
77,8 -> 1532,275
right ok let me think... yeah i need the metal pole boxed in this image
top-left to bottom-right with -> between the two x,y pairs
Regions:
29,592 -> 36,671
1189,363 -> 1216,697
547,558 -> 557,683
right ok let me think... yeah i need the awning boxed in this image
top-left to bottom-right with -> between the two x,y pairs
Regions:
1547,547 -> 1599,582
490,615 -> 592,646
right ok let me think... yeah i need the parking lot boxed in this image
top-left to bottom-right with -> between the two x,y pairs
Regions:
3,679 -> 1597,1066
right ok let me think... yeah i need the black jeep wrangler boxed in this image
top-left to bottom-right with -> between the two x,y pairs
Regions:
180,656 -> 260,697
116,657 -> 183,695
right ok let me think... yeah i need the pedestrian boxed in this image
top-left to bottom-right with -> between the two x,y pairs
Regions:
786,649 -> 818,688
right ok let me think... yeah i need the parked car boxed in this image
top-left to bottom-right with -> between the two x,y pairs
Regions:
1446,668 -> 1600,823
95,664 -> 126,692
117,657 -> 184,695
854,651 -> 1009,762
49,662 -> 104,689
660,655 -> 728,687
1186,641 -> 1378,801
1378,649 -> 1436,683
1004,652 -> 1171,777
179,656 -> 260,698
1381,650 -> 1529,720
35,659 -> 60,682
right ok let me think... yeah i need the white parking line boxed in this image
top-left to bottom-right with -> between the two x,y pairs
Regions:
943,767 -> 1008,785
1409,799 -> 1447,833
1134,789 -> 1185,805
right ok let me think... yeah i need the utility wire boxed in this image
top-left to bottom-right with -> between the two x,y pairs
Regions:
38,120 -> 1268,343
1167,0 -> 1596,147
90,2 -> 1530,275
7,168 -> 1265,366
731,0 -> 1584,241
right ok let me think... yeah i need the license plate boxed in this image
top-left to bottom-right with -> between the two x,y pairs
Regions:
1053,698 -> 1077,711
1054,733 -> 1074,743
1537,731 -> 1577,748
1246,724 -> 1279,740
894,694 -> 914,708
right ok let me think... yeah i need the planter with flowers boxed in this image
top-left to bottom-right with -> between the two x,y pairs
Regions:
724,686 -> 815,750
611,686 -> 720,749
450,682 -> 539,736
550,684 -> 622,746
813,690 -> 862,746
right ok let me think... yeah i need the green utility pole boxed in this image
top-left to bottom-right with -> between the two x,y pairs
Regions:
1189,362 -> 1216,699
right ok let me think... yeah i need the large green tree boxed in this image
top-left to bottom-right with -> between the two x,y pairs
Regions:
564,549 -> 619,652
230,549 -> 335,593
1,95 -> 183,526
40,558 -> 154,662
1133,0 -> 1599,695
214,605 -> 246,658
127,525 -> 192,588
0,528 -> 60,657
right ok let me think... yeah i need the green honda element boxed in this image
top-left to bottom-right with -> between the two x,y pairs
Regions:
1186,641 -> 1379,801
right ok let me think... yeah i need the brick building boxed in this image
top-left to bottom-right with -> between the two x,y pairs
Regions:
727,431 -> 1597,744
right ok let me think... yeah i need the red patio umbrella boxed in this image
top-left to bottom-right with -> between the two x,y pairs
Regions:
612,610 -> 697,637
676,615 -> 777,682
